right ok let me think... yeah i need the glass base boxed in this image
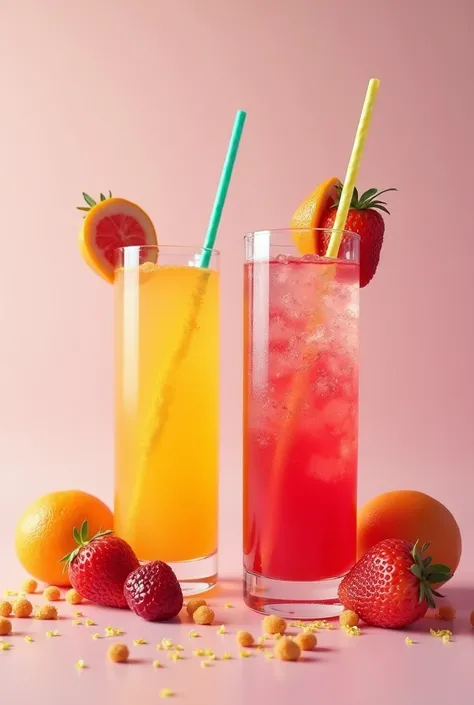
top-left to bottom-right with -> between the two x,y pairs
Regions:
243,567 -> 345,619
139,553 -> 217,597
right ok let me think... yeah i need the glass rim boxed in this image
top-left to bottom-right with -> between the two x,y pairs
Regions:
115,244 -> 220,255
244,227 -> 359,241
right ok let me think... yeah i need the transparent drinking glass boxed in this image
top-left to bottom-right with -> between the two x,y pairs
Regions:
243,229 -> 359,617
114,245 -> 219,595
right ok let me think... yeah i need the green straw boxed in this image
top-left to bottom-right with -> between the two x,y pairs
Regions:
199,109 -> 247,268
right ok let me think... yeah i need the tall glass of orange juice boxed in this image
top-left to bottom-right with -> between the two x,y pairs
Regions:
114,245 -> 219,594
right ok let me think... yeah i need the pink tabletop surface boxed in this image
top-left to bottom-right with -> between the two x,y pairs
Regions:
1,558 -> 473,705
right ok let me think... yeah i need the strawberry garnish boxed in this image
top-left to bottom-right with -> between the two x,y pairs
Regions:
60,521 -> 139,609
124,561 -> 183,622
320,184 -> 396,287
338,538 -> 451,629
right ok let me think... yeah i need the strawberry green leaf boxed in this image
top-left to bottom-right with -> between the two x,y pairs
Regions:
362,188 -> 379,200
428,573 -> 451,583
431,589 -> 445,598
420,541 -> 431,553
76,206 -> 90,212
410,565 -> 422,579
423,556 -> 432,568
428,564 -> 451,574
80,520 -> 89,544
100,193 -> 106,201
73,526 -> 81,544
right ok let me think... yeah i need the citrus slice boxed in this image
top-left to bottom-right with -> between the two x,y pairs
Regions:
78,197 -> 158,283
290,176 -> 340,254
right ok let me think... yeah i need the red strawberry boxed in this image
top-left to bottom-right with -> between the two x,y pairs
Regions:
61,521 -> 139,608
338,538 -> 451,629
319,184 -> 396,287
124,560 -> 183,621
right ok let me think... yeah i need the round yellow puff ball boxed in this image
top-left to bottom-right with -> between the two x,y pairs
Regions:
66,589 -> 83,605
108,643 -> 129,663
435,605 -> 456,620
0,601 -> 12,618
43,586 -> 61,601
186,598 -> 207,617
263,615 -> 287,635
22,579 -> 38,594
294,631 -> 317,651
0,617 -> 12,636
339,610 -> 359,628
236,631 -> 254,647
13,598 -> 33,618
193,605 -> 214,625
37,604 -> 58,620
274,636 -> 301,661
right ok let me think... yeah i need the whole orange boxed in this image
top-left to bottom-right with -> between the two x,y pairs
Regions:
15,490 -> 113,586
357,490 -> 462,581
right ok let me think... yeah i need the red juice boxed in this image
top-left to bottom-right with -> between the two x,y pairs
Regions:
243,255 -> 359,583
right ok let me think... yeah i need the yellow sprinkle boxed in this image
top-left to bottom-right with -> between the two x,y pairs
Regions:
46,630 -> 60,637
343,625 -> 361,636
193,648 -> 205,656
72,620 -> 83,626
156,643 -> 163,650
224,603 -> 234,608
104,627 -> 114,637
405,636 -> 414,645
256,636 -> 265,645
174,644 -> 184,651
153,660 -> 163,669
208,653 -> 217,660
430,628 -> 453,638
113,628 -> 123,636
0,642 -> 12,651
24,635 -> 34,643
159,688 -> 174,698
75,659 -> 86,670
217,625 -> 226,634
264,651 -> 274,659
222,652 -> 232,660
168,652 -> 182,661
257,644 -> 265,651
274,632 -> 282,640
204,649 -> 214,657
188,630 -> 200,638
4,591 -> 17,597
442,634 -> 451,644
201,660 -> 212,668
239,650 -> 251,658
133,638 -> 147,646
85,619 -> 96,627
74,611 -> 84,618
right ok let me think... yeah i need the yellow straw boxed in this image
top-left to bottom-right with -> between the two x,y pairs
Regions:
325,78 -> 380,257
260,79 -> 381,572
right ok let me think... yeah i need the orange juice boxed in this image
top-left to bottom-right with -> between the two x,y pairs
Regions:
114,247 -> 219,590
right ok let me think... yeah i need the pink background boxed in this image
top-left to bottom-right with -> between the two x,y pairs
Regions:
1,2 -> 474,704
1,0 -> 473,576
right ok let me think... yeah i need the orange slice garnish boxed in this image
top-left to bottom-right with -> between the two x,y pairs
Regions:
79,198 -> 157,283
290,176 -> 340,254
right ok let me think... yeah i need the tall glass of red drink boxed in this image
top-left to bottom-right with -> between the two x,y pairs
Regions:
243,228 -> 360,618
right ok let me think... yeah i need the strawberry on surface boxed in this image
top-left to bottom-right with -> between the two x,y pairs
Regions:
124,560 -> 183,622
61,521 -> 139,609
320,184 -> 396,288
338,538 -> 451,629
